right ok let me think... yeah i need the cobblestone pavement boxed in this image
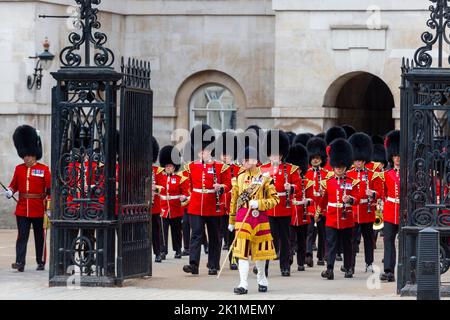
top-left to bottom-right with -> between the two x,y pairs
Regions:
0,229 -> 420,300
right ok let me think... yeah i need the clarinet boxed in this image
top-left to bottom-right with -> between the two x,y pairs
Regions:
364,168 -> 372,213
152,169 -> 156,206
212,161 -> 221,213
302,176 -> 308,222
284,162 -> 291,208
341,175 -> 347,220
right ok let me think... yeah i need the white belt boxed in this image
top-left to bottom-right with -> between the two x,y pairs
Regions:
193,188 -> 216,194
160,195 -> 181,200
328,202 -> 351,208
387,197 -> 400,204
277,192 -> 288,197
359,199 -> 368,204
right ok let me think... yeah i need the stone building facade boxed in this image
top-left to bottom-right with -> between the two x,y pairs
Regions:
0,0 -> 431,226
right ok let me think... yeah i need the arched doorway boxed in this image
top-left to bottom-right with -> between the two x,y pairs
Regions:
323,72 -> 395,136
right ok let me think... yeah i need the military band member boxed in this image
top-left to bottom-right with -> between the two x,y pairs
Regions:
183,124 -> 231,275
287,143 -> 313,271
157,145 -> 190,259
151,136 -> 165,262
347,133 -> 384,274
380,130 -> 400,282
319,138 -> 363,280
260,130 -> 301,276
5,125 -> 51,272
228,146 -> 279,294
305,137 -> 332,267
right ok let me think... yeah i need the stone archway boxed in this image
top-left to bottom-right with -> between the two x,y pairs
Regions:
174,70 -> 247,132
323,72 -> 395,136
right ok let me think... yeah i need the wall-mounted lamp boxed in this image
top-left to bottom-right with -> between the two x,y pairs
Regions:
27,37 -> 55,90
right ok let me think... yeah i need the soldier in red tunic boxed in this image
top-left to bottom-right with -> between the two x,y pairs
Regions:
304,137 -> 332,267
182,124 -> 232,275
380,130 -> 400,282
319,138 -> 364,280
260,130 -> 301,276
371,143 -> 388,247
5,125 -> 51,272
287,143 -> 313,271
347,133 -> 384,274
157,145 -> 190,259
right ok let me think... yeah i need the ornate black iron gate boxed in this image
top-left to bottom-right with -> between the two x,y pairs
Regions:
49,0 -> 153,287
399,0 -> 450,296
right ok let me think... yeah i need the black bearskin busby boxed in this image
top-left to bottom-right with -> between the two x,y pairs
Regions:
13,125 -> 42,160
242,146 -> 259,161
286,143 -> 309,175
215,130 -> 237,160
373,144 -> 387,167
329,138 -> 353,169
181,141 -> 194,163
306,137 -> 327,164
325,126 -> 347,145
159,145 -> 181,171
341,124 -> 356,139
237,130 -> 259,163
385,130 -> 400,162
263,130 -> 290,160
293,133 -> 312,147
151,136 -> 160,163
348,132 -> 373,163
371,134 -> 384,145
245,125 -> 263,138
316,132 -> 325,139
190,123 -> 216,155
286,131 -> 296,145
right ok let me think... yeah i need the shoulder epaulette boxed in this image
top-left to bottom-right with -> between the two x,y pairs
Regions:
290,164 -> 299,174
220,163 -> 230,174
352,179 -> 361,187
156,167 -> 164,174
372,171 -> 385,181
177,172 -> 189,184
305,179 -> 315,190
183,162 -> 192,173
320,179 -> 327,190
325,171 -> 334,179
237,167 -> 246,175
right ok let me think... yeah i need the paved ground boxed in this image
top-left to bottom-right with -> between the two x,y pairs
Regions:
0,229 -> 421,300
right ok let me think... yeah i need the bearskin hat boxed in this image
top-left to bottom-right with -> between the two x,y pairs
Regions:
237,130 -> 259,163
341,124 -> 356,139
263,130 -> 290,160
159,145 -> 181,171
181,141 -> 194,163
316,132 -> 325,139
348,132 -> 373,163
190,124 -> 216,155
325,126 -> 347,145
13,125 -> 42,160
373,144 -> 387,167
241,146 -> 259,161
293,133 -> 312,147
245,125 -> 263,138
385,130 -> 400,161
151,136 -> 160,163
286,131 -> 296,145
306,137 -> 327,164
215,130 -> 237,160
329,138 -> 353,169
286,143 -> 309,175
371,134 -> 384,145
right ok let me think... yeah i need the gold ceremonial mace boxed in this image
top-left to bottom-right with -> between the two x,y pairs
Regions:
217,206 -> 252,280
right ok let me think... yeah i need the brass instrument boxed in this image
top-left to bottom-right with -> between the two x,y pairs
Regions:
212,161 -> 221,213
373,200 -> 384,230
363,169 -> 372,213
284,163 -> 291,208
301,176 -> 308,222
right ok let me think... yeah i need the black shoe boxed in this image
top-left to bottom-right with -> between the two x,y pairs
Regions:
317,260 -> 325,266
313,243 -> 318,251
161,253 -> 166,260
281,269 -> 290,277
298,265 -> 305,271
387,272 -> 395,282
336,254 -> 343,261
253,265 -> 258,275
183,264 -> 199,275
174,252 -> 182,259
258,285 -> 268,293
208,268 -> 218,275
344,270 -> 353,278
182,250 -> 190,256
204,246 -> 209,254
230,263 -> 238,270
36,264 -> 45,271
321,269 -> 334,280
305,256 -> 314,268
12,263 -> 24,272
155,255 -> 162,263
234,287 -> 248,295
340,265 -> 346,273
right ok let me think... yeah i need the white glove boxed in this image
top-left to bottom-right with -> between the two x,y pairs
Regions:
249,200 -> 259,209
4,189 -> 13,199
228,224 -> 235,232
45,210 -> 51,218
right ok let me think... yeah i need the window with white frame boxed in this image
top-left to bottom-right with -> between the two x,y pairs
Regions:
189,85 -> 237,131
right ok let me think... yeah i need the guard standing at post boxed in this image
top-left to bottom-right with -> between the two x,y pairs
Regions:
157,145 -> 190,259
319,138 -> 363,280
347,133 -> 384,274
151,136 -> 165,262
4,125 -> 51,272
260,130 -> 301,276
182,124 -> 231,275
380,130 -> 401,282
